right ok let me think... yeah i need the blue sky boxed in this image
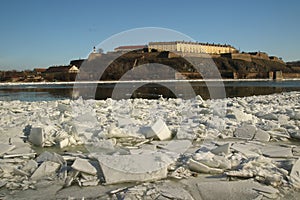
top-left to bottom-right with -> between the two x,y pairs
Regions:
0,0 -> 299,70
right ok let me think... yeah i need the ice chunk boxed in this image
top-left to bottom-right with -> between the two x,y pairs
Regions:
253,129 -> 270,142
231,143 -> 260,157
141,119 -> 172,141
22,160 -> 38,174
6,144 -> 33,155
234,125 -> 256,140
36,151 -> 65,165
96,152 -> 173,184
196,180 -> 270,200
58,138 -> 69,149
28,127 -> 44,147
290,158 -> 300,188
117,117 -> 135,128
188,158 -> 223,174
211,143 -> 231,155
68,136 -> 77,145
71,158 -> 97,175
0,143 -> 15,156
3,152 -> 36,158
290,130 -> 300,140
159,140 -> 191,154
57,102 -> 71,112
262,146 -> 293,158
158,183 -> 194,200
13,168 -> 30,176
291,111 -> 300,120
0,180 -> 7,188
262,113 -> 277,120
278,114 -> 289,124
31,161 -> 60,180
227,108 -> 253,122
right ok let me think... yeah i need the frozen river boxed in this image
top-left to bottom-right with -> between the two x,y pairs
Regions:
0,90 -> 300,199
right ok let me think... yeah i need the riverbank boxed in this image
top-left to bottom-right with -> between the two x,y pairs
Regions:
0,91 -> 300,199
1,78 -> 300,86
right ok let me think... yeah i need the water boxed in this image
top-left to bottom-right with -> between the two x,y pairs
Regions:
0,80 -> 300,101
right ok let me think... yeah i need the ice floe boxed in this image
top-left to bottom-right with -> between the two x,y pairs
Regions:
0,91 -> 300,199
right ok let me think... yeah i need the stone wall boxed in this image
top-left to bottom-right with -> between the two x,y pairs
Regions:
275,71 -> 283,80
167,52 -> 216,58
221,53 -> 252,62
249,52 -> 270,60
283,73 -> 300,79
269,56 -> 285,64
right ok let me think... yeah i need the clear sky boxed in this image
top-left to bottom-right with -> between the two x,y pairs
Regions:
0,0 -> 299,70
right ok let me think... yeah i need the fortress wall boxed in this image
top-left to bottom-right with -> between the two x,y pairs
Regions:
249,52 -> 270,60
232,53 -> 252,62
167,52 -> 180,58
167,52 -> 214,58
221,53 -> 252,62
269,56 -> 285,64
245,72 -> 259,79
283,73 -> 300,79
275,71 -> 283,80
180,52 -> 213,58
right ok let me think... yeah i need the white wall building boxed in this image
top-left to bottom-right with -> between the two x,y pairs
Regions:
148,41 -> 237,54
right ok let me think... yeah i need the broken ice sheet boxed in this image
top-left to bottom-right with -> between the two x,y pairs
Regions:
31,161 -> 60,180
95,152 -> 176,184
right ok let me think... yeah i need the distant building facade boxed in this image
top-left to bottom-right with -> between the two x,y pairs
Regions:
148,41 -> 237,54
33,68 -> 47,75
70,59 -> 85,68
45,65 -> 79,74
44,65 -> 79,81
114,45 -> 148,52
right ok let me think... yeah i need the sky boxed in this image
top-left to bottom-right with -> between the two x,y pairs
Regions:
0,0 -> 299,70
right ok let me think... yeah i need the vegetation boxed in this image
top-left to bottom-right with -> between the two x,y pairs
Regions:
1,52 -> 299,82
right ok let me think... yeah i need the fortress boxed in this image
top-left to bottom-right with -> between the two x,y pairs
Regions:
114,41 -> 284,63
114,41 -> 237,55
148,41 -> 237,54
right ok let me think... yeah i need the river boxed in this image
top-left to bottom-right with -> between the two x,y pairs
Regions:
0,80 -> 300,101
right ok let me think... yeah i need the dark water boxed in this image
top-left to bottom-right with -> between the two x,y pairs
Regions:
0,80 -> 300,101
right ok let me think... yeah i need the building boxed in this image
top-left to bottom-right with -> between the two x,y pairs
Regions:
148,41 -> 237,54
45,65 -> 79,73
70,59 -> 85,68
34,68 -> 47,74
114,45 -> 148,52
44,65 -> 79,81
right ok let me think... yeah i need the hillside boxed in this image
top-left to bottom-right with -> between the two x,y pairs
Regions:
82,51 -> 296,80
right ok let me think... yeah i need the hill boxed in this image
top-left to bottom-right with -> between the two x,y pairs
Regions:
79,51 -> 297,80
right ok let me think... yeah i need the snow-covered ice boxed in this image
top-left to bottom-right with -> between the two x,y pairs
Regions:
0,91 -> 300,199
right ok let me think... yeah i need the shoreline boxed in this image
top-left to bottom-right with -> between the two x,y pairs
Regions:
1,78 -> 300,86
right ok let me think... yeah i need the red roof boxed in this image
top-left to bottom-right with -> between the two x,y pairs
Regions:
46,66 -> 72,73
114,45 -> 147,50
34,68 -> 47,73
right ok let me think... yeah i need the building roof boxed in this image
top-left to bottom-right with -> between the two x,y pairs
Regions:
149,41 -> 235,48
70,59 -> 85,68
34,68 -> 47,73
114,45 -> 148,51
45,66 -> 74,73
